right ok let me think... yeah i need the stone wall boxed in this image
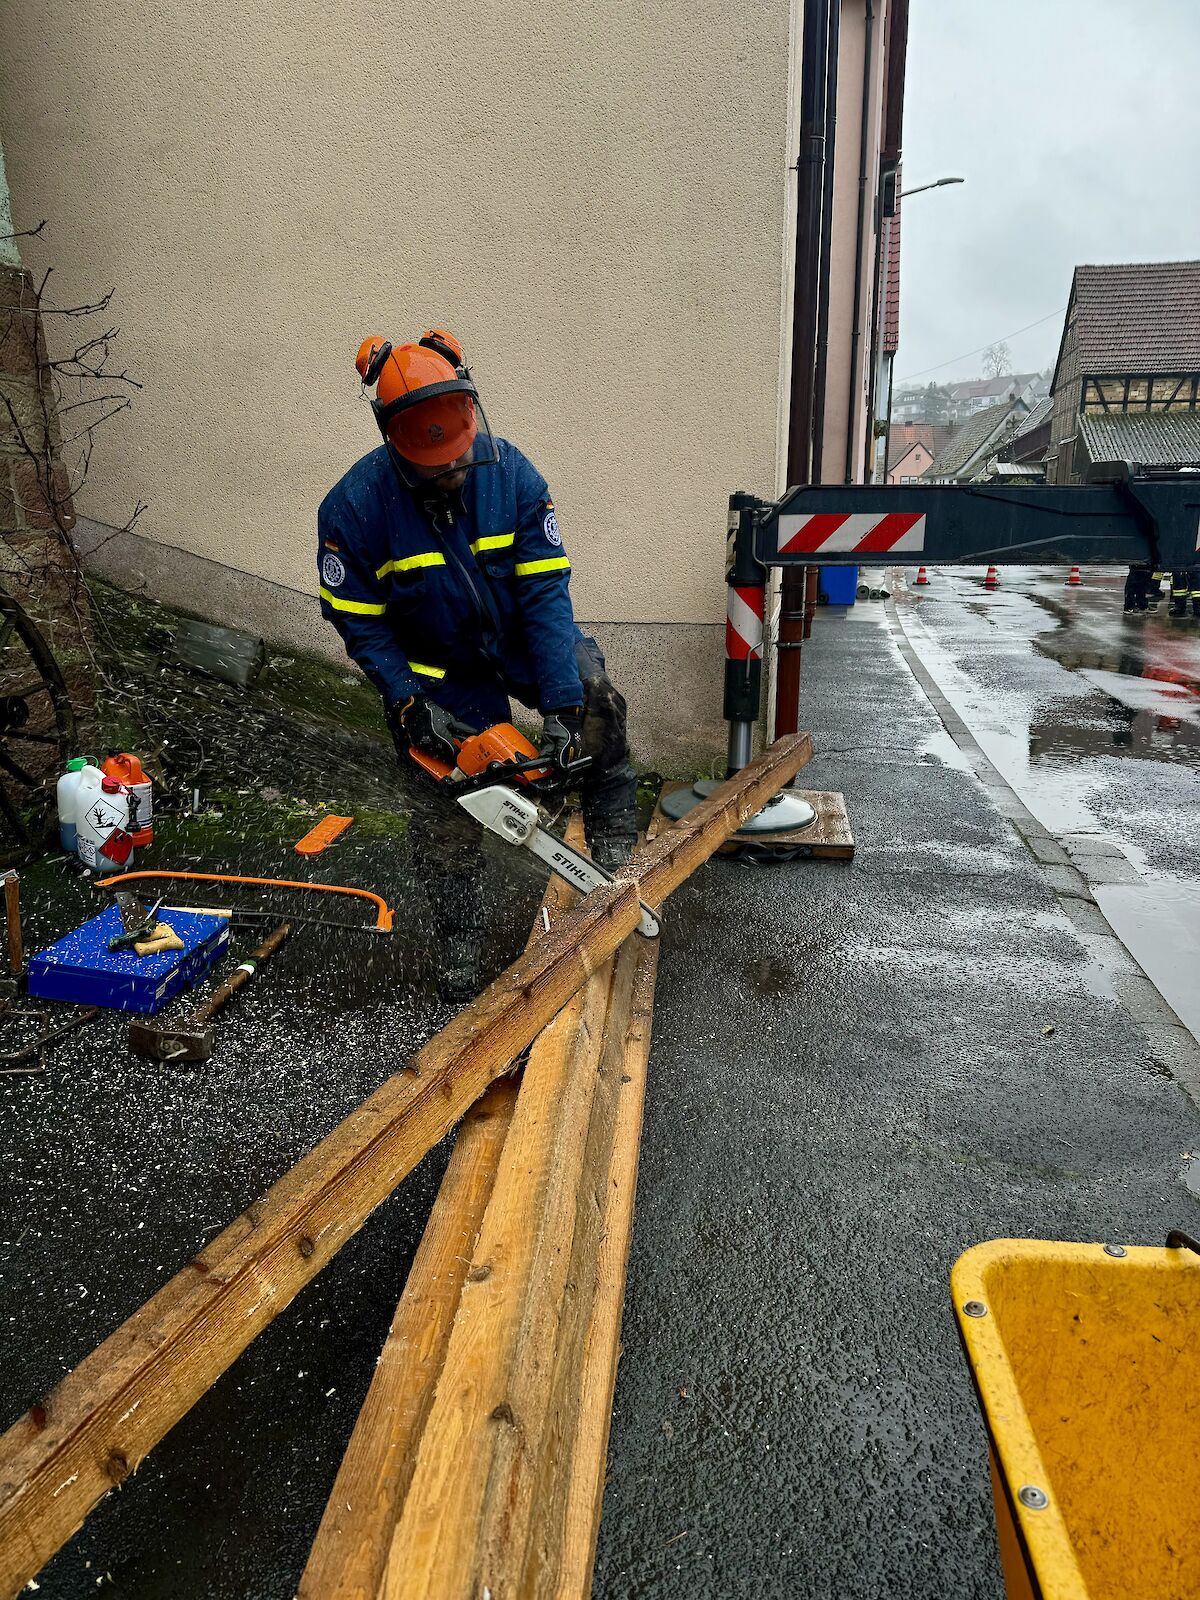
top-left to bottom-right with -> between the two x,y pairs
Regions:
0,261 -> 76,580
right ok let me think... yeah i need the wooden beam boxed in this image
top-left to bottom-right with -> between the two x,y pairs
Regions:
543,935 -> 660,1597
0,735 -> 810,1598
376,939 -> 635,1599
298,849 -> 582,1600
305,826 -> 664,1600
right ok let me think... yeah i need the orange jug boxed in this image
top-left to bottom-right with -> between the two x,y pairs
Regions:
102,752 -> 153,847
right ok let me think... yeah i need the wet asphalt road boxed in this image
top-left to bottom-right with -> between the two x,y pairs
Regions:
592,597 -> 1200,1599
4,585 -> 1200,1597
894,567 -> 1200,1040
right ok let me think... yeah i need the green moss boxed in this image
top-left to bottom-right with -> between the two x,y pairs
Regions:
152,790 -> 408,853
259,651 -> 385,739
87,579 -> 388,744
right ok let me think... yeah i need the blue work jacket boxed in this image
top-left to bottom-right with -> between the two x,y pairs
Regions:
317,439 -> 584,728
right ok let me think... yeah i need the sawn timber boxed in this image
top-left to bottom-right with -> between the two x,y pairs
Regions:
0,734 -> 811,1598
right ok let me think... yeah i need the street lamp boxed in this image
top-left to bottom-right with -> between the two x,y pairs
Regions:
874,177 -> 964,480
900,176 -> 965,199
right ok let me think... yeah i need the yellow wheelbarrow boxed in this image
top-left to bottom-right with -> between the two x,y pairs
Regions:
952,1233 -> 1199,1599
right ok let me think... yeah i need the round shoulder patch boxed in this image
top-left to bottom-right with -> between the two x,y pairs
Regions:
543,511 -> 562,547
322,552 -> 346,588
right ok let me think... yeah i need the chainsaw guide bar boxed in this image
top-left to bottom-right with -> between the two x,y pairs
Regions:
456,785 -> 659,939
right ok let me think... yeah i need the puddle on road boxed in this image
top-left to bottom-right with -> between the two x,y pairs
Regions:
742,957 -> 803,997
898,575 -> 1200,1052
1092,882 -> 1200,1043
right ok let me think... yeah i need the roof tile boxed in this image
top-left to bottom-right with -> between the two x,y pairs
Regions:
926,401 -> 1023,476
1073,260 -> 1200,375
1079,409 -> 1200,468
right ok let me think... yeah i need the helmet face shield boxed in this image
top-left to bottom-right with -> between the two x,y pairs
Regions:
359,334 -> 499,486
386,388 -> 477,466
384,394 -> 500,486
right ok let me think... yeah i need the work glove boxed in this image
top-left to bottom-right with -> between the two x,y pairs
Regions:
394,694 -> 474,762
538,707 -> 585,774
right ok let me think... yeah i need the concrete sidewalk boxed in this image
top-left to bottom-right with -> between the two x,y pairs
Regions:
594,602 -> 1200,1598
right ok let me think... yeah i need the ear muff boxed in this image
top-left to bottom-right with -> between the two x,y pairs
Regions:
418,329 -> 465,373
364,339 -> 393,386
355,337 -> 394,387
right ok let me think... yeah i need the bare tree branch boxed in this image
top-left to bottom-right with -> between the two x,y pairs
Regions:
0,219 -> 47,245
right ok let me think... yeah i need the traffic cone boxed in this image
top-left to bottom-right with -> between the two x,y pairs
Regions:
985,565 -> 999,589
915,565 -> 930,586
1066,565 -> 1082,587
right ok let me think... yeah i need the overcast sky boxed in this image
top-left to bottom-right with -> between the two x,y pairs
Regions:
897,0 -> 1200,388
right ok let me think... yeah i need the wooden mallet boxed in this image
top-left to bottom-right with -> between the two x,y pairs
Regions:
128,922 -> 292,1062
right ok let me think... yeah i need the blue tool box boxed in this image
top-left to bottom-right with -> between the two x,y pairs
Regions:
28,906 -> 230,1015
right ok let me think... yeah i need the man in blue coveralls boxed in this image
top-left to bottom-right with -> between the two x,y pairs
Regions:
318,328 -> 638,998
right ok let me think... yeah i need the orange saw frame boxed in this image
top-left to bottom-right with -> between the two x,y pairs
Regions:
97,870 -> 394,932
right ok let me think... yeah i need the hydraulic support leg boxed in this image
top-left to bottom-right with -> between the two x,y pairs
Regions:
661,494 -> 817,836
723,492 -> 766,774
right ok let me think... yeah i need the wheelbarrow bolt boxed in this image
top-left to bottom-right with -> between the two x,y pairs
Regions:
961,1300 -> 987,1318
1103,1242 -> 1127,1258
1017,1485 -> 1049,1511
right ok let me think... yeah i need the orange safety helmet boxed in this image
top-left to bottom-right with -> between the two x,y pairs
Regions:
355,331 -> 478,467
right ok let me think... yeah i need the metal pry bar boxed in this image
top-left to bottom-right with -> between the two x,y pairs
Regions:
456,786 -> 660,939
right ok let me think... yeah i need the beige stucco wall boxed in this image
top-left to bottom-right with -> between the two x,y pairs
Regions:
1,0 -> 800,638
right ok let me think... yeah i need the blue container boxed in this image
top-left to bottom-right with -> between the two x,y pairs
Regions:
28,906 -> 230,1014
819,565 -> 859,605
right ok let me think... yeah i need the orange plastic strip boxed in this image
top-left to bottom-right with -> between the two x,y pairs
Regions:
97,870 -> 393,932
294,815 -> 355,856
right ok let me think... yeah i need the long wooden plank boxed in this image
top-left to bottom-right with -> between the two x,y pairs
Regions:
543,934 -> 661,1597
377,794 -> 676,1595
305,825 -> 661,1600
298,843 -> 583,1600
297,1074 -> 517,1600
317,937 -> 659,1600
0,734 -> 810,1598
378,942 -> 636,1599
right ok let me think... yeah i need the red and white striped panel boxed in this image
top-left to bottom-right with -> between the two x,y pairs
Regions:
726,585 -> 764,662
779,511 -> 926,556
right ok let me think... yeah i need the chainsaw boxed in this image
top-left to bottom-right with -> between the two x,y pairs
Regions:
409,723 -> 659,939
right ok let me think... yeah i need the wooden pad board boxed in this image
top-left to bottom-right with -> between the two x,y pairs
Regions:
657,783 -> 854,859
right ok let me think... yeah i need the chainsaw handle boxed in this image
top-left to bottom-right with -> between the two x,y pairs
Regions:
456,752 -> 593,795
408,746 -> 457,783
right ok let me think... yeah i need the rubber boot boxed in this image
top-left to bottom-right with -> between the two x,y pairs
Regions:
439,933 -> 484,1005
575,646 -> 638,870
590,835 -> 634,872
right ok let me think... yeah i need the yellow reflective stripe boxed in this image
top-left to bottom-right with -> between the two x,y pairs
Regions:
320,586 -> 386,615
515,557 -> 571,576
469,532 -> 516,556
375,552 -> 446,577
408,661 -> 446,679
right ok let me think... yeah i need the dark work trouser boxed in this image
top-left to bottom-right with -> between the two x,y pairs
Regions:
1169,568 -> 1200,617
574,636 -> 638,851
1125,565 -> 1153,611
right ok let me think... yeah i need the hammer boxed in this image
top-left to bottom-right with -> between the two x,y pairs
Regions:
128,921 -> 291,1062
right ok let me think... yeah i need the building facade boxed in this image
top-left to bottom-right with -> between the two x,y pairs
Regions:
1047,261 -> 1200,485
1,0 -> 907,760
886,438 -> 932,481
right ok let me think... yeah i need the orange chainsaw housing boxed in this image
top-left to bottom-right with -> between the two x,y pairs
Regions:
408,721 -> 551,785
